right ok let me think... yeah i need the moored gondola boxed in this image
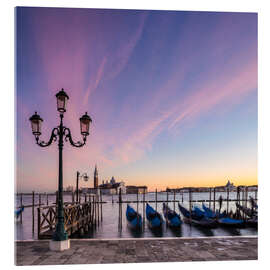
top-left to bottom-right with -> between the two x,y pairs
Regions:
217,217 -> 244,228
15,206 -> 24,221
235,203 -> 257,218
126,204 -> 142,230
146,203 -> 163,229
178,203 -> 216,228
162,203 -> 182,227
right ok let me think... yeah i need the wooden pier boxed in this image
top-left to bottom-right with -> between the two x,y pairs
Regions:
37,194 -> 102,239
15,190 -> 103,239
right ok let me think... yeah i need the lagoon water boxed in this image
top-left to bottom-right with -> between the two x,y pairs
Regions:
15,192 -> 257,240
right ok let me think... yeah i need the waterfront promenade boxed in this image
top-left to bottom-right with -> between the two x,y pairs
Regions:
15,236 -> 257,265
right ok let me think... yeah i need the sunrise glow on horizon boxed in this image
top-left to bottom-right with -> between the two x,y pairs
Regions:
16,7 -> 257,193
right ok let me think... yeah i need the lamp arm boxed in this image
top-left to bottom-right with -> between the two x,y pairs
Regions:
63,127 -> 86,148
36,127 -> 59,147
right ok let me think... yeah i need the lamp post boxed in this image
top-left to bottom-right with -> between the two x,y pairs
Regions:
76,171 -> 89,203
29,88 -> 92,251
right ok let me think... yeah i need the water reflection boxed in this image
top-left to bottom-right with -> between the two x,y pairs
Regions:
195,226 -> 214,237
167,226 -> 182,237
127,226 -> 143,238
148,225 -> 163,237
220,227 -> 241,236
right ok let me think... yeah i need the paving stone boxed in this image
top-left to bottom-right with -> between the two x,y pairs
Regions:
15,236 -> 258,265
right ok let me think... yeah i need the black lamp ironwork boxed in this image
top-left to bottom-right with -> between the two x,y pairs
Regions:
29,88 -> 92,242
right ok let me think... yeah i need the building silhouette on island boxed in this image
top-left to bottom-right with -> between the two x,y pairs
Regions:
78,165 -> 148,195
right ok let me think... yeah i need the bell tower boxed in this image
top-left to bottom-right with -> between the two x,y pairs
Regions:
94,165 -> 98,188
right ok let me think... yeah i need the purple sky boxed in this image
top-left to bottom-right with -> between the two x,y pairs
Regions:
16,7 -> 257,192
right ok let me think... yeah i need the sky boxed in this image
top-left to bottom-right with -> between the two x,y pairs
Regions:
16,7 -> 257,192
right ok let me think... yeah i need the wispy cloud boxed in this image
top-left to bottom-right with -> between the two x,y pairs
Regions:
103,57 -> 257,167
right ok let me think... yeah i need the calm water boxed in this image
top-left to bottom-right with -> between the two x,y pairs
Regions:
15,192 -> 258,240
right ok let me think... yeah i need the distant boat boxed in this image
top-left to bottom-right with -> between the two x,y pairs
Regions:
126,204 -> 142,230
15,206 -> 24,220
178,203 -> 216,228
162,203 -> 182,228
146,203 -> 163,229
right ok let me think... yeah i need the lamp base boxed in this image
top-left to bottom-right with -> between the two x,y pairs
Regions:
49,239 -> 70,251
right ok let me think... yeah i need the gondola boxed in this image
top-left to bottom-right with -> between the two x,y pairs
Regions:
162,203 -> 182,227
126,204 -> 142,230
245,216 -> 258,228
178,203 -> 216,228
146,203 -> 163,229
202,204 -> 226,219
202,204 -> 217,218
217,217 -> 244,228
193,206 -> 206,218
235,203 -> 257,218
15,206 -> 24,220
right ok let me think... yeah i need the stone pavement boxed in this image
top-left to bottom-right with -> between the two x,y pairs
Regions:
15,236 -> 257,265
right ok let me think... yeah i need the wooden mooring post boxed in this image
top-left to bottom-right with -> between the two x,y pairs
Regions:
209,188 -> 212,208
97,192 -> 100,226
46,193 -> 49,205
242,187 -> 244,207
189,188 -> 192,223
226,187 -> 229,213
213,188 -> 216,212
100,190 -> 103,222
118,188 -> 122,229
255,188 -> 257,202
143,188 -> 145,227
173,190 -> 176,211
155,189 -> 157,211
165,191 -> 169,226
166,190 -> 169,208
20,193 -> 23,224
92,195 -> 95,226
245,186 -> 248,221
246,186 -> 249,209
136,189 -> 139,213
32,191 -> 35,234
95,196 -> 97,227
39,194 -> 41,207
189,188 -> 192,212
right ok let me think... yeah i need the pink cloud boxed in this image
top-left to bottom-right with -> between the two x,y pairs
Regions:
169,59 -> 257,130
103,57 -> 257,167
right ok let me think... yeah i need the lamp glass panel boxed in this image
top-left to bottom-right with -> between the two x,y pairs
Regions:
57,95 -> 67,112
80,120 -> 89,135
31,119 -> 42,134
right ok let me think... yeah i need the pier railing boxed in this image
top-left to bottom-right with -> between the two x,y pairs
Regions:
37,197 -> 100,239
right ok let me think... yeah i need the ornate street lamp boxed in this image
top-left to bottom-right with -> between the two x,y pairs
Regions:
29,88 -> 92,251
76,171 -> 89,203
